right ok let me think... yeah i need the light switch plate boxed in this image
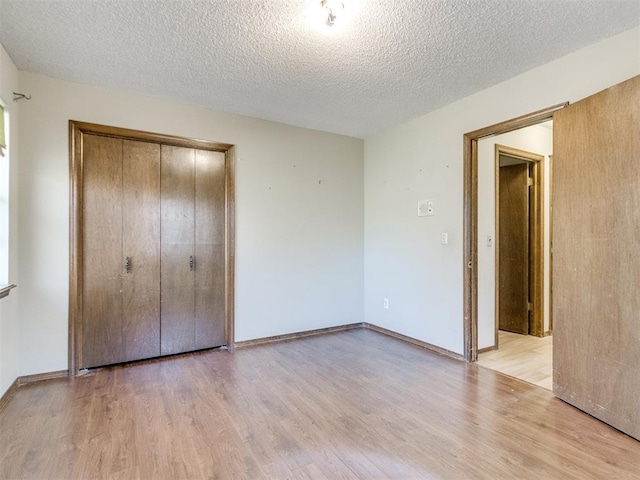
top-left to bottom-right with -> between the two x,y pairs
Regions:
418,199 -> 435,217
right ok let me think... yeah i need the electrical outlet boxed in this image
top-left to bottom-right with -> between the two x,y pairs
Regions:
383,298 -> 389,309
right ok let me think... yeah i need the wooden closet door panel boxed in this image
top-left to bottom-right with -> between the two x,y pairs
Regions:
82,134 -> 124,368
498,164 -> 529,335
161,145 -> 195,355
194,150 -> 226,349
122,140 -> 161,362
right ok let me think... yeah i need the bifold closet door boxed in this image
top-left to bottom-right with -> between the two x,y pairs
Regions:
82,135 -> 161,368
121,140 -> 161,362
195,150 -> 226,349
160,146 -> 227,355
161,146 -> 196,355
83,135 -> 124,368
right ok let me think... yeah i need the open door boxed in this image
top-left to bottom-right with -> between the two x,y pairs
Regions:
553,75 -> 640,440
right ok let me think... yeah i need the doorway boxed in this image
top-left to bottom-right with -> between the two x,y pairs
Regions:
465,76 -> 640,439
462,105 -> 563,393
473,127 -> 553,389
496,145 -> 544,340
462,104 -> 565,363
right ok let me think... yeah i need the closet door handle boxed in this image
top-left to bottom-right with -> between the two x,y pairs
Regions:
189,255 -> 195,271
125,256 -> 131,274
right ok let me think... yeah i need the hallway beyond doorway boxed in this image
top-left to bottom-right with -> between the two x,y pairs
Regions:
477,331 -> 552,390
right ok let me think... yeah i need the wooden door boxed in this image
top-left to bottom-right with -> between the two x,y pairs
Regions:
121,140 -> 161,362
160,146 -> 227,354
70,121 -> 235,374
82,135 -> 124,368
498,163 -> 529,334
160,145 -> 196,355
194,150 -> 226,349
82,136 -> 161,368
553,75 -> 640,440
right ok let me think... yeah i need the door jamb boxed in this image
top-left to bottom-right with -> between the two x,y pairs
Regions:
463,103 -> 567,362
548,155 -> 554,335
69,121 -> 236,375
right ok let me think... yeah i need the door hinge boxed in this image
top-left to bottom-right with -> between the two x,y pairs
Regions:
527,177 -> 533,186
527,302 -> 534,312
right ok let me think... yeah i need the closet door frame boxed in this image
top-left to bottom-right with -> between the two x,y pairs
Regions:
69,121 -> 235,375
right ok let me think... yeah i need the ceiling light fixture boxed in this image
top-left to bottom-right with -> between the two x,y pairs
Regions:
321,0 -> 344,27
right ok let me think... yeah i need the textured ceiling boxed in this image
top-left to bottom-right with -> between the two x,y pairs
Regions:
1,1 -> 639,138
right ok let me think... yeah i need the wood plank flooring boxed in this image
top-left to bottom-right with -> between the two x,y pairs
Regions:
477,331 -> 553,390
1,329 -> 638,479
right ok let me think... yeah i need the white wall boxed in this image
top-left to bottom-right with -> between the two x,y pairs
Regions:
477,126 -> 553,350
364,27 -> 640,355
0,44 -> 20,396
16,72 -> 364,376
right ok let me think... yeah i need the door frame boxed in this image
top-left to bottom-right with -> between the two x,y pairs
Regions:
494,145 -> 545,346
548,154 -> 554,335
68,121 -> 236,375
463,103 -> 566,362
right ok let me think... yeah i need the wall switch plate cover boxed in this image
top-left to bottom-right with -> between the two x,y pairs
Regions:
418,199 -> 435,217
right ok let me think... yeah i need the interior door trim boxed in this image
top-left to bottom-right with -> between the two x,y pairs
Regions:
494,144 -> 545,345
69,121 -> 236,375
462,103 -> 567,362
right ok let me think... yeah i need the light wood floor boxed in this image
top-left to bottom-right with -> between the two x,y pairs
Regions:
477,330 -> 553,390
1,328 -> 638,479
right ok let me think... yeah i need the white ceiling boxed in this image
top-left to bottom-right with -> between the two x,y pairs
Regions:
1,1 -> 638,138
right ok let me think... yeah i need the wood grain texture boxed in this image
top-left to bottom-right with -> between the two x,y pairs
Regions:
529,158 -> 544,337
544,155 -> 553,336
498,163 -> 529,335
1,329 -> 638,479
1,370 -> 70,412
82,134 -> 124,368
548,154 -> 554,334
467,103 -> 569,141
225,147 -> 236,346
70,121 -> 236,373
553,75 -> 640,440
234,323 -> 362,348
462,134 -> 478,361
194,149 -> 226,349
161,145 -> 196,355
69,120 -> 232,152
364,323 -> 464,360
69,122 -> 82,374
0,379 -> 18,413
15,370 -> 69,385
478,331 -> 552,390
122,140 -> 161,362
